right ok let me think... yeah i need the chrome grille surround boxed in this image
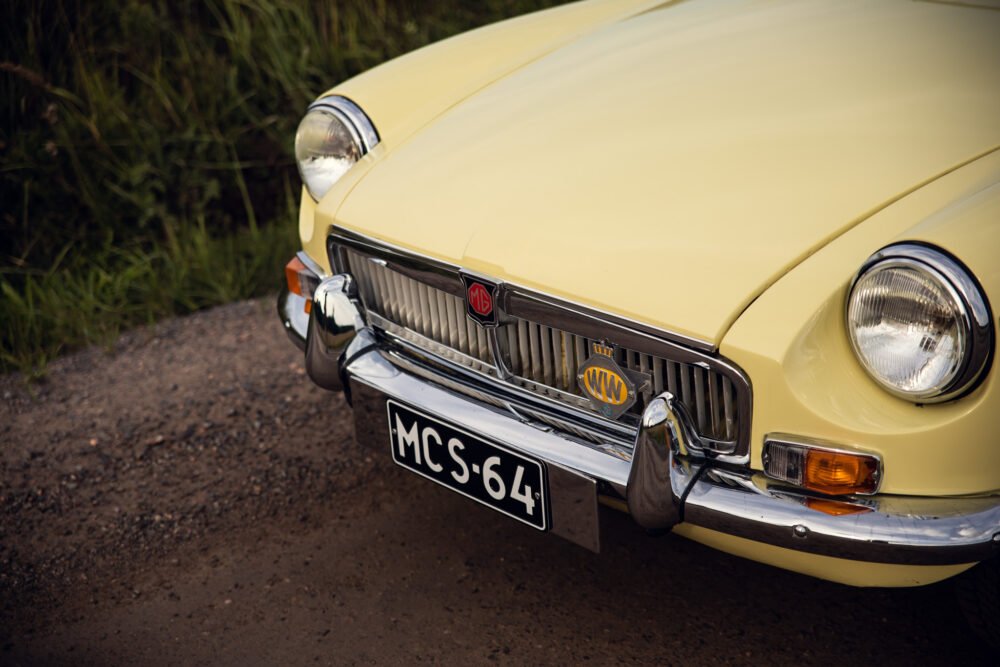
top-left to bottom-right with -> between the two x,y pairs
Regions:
330,228 -> 752,464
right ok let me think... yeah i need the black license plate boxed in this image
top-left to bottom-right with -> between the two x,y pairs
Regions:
387,400 -> 548,530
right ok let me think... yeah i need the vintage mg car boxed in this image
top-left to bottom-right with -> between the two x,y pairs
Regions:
277,0 -> 1000,647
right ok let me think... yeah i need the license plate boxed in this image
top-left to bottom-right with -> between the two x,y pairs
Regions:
386,400 -> 548,530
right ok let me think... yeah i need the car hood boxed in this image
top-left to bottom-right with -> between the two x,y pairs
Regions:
334,0 -> 1000,345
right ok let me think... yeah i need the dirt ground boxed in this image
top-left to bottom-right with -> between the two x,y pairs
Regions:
0,298 -> 995,666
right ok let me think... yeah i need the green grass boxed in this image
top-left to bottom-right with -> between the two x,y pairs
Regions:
1,0 -> 568,377
0,220 -> 298,375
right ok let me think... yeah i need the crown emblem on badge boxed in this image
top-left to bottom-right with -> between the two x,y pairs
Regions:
592,343 -> 614,358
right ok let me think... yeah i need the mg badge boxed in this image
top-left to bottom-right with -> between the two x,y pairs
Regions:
461,274 -> 499,327
576,342 -> 647,419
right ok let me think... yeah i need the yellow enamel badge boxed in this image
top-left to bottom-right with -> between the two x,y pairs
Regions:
575,342 -> 641,419
581,366 -> 629,406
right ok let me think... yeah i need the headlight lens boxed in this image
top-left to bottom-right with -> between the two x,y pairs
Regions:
847,244 -> 993,402
295,96 -> 378,201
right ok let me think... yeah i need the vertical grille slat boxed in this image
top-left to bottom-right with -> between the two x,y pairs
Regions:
679,364 -> 693,416
436,291 -> 450,349
552,329 -> 565,391
466,317 -> 480,361
708,370 -> 719,437
653,358 -> 665,397
562,332 -> 575,393
639,354 -> 652,402
540,326 -> 554,387
528,323 -> 542,382
407,275 -> 423,334
352,259 -> 369,307
424,283 -> 440,342
341,246 -> 743,447
391,270 -> 409,325
388,267 -> 404,323
445,293 -> 461,351
518,320 -> 531,379
376,262 -> 395,320
387,268 -> 403,323
508,324 -> 521,375
723,375 -> 736,441
550,329 -> 561,390
379,265 -> 395,320
666,361 -> 679,396
409,280 -> 423,335
476,323 -> 490,363
693,366 -> 708,432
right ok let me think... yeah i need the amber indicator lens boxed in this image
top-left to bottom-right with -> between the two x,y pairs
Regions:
764,440 -> 880,496
285,256 -> 307,296
804,449 -> 878,495
284,256 -> 320,313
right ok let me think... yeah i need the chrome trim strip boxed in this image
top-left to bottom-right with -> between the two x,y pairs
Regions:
308,96 -> 380,153
369,312 -> 497,377
506,289 -> 714,355
330,229 -> 463,297
509,374 -> 595,412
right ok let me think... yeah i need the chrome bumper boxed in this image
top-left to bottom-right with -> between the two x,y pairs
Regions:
279,277 -> 1000,566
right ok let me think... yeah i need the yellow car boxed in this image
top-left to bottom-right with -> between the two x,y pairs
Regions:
278,0 -> 1000,647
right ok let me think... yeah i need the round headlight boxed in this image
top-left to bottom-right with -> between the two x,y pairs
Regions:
847,244 -> 993,403
295,96 -> 378,201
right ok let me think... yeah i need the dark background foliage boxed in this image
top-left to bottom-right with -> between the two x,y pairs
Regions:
0,0 -> 567,375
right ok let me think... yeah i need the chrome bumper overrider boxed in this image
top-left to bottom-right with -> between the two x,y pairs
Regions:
279,276 -> 1000,565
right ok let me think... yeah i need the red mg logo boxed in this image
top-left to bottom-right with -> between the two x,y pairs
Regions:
467,282 -> 493,316
461,274 -> 498,327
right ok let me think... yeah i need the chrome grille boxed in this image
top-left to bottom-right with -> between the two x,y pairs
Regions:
347,249 -> 492,368
504,319 -> 738,442
341,244 -> 743,448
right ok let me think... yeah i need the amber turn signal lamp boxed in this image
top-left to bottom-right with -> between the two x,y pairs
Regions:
763,438 -> 881,496
285,255 -> 320,314
803,449 -> 879,495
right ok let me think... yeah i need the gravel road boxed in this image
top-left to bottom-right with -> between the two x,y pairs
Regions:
1,298 -> 994,665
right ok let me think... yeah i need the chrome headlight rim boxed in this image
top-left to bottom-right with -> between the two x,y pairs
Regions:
847,242 -> 993,404
296,95 -> 379,201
